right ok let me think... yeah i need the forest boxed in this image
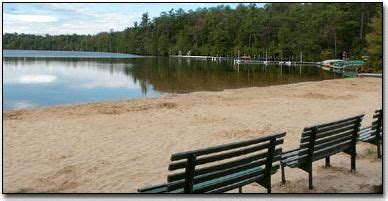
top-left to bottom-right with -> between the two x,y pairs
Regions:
3,3 -> 383,70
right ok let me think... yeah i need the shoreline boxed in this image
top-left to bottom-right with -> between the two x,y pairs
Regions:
3,77 -> 350,114
3,77 -> 382,193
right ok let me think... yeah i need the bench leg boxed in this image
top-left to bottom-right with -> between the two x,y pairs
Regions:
281,163 -> 286,185
351,152 -> 356,171
267,186 -> 271,194
308,169 -> 313,190
239,186 -> 242,193
325,156 -> 331,167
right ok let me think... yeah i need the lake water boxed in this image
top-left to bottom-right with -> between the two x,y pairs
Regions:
3,50 -> 339,111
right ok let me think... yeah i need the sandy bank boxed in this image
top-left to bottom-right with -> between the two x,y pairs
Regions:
3,77 -> 382,193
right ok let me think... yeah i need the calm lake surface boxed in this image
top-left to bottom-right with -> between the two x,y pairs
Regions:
3,50 -> 340,111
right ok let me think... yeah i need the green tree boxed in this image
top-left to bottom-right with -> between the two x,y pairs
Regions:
365,8 -> 382,71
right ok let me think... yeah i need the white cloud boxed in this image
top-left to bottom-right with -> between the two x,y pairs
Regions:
4,3 -> 262,35
5,13 -> 58,23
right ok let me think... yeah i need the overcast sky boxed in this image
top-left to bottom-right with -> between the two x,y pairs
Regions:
4,3 -> 264,35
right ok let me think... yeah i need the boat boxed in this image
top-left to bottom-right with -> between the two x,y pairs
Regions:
321,59 -> 343,67
332,60 -> 366,68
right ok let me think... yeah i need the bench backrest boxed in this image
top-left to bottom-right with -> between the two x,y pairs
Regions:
297,115 -> 364,164
372,109 -> 383,137
166,132 -> 286,193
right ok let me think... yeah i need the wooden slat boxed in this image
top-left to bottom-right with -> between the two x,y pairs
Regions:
303,115 -> 363,130
167,154 -> 266,182
316,124 -> 355,139
312,140 -> 351,160
192,165 -> 279,193
300,134 -> 312,144
301,115 -> 362,138
373,113 -> 382,118
170,132 -> 286,161
138,183 -> 168,193
301,124 -> 355,143
315,130 -> 354,147
168,139 -> 283,171
207,168 -> 278,193
358,126 -> 373,135
282,151 -> 308,164
281,148 -> 301,158
193,160 -> 266,185
314,135 -> 353,151
169,167 -> 266,193
207,174 -> 266,193
192,148 -> 281,185
168,148 -> 281,182
361,135 -> 376,142
168,166 -> 279,194
316,119 -> 358,134
359,133 -> 373,141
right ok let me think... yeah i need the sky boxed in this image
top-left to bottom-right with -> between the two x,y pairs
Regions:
3,3 -> 264,35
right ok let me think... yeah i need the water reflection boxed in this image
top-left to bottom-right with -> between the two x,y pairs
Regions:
3,57 -> 339,110
127,58 -> 338,93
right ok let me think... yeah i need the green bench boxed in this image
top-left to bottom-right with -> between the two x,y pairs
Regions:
138,132 -> 286,193
358,109 -> 383,158
280,114 -> 364,189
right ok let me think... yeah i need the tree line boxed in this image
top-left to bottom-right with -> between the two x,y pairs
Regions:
3,3 -> 382,70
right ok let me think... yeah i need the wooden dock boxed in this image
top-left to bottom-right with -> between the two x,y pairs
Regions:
170,55 -> 234,60
233,59 -> 320,65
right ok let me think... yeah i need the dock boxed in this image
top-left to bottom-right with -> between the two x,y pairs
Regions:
233,59 -> 320,65
170,55 -> 234,60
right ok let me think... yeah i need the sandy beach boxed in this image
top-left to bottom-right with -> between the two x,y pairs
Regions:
3,77 -> 382,193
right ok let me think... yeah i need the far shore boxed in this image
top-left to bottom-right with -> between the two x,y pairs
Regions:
3,77 -> 382,193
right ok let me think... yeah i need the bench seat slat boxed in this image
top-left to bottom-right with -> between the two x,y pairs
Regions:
361,135 -> 377,142
192,165 -> 280,193
169,166 -> 265,193
207,167 -> 278,193
207,174 -> 266,193
167,159 -> 269,191
138,183 -> 168,193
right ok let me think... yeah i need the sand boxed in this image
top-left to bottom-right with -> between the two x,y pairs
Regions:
3,77 -> 382,193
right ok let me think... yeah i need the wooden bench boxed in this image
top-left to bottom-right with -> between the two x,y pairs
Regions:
138,132 -> 286,193
358,109 -> 383,158
280,114 -> 364,189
